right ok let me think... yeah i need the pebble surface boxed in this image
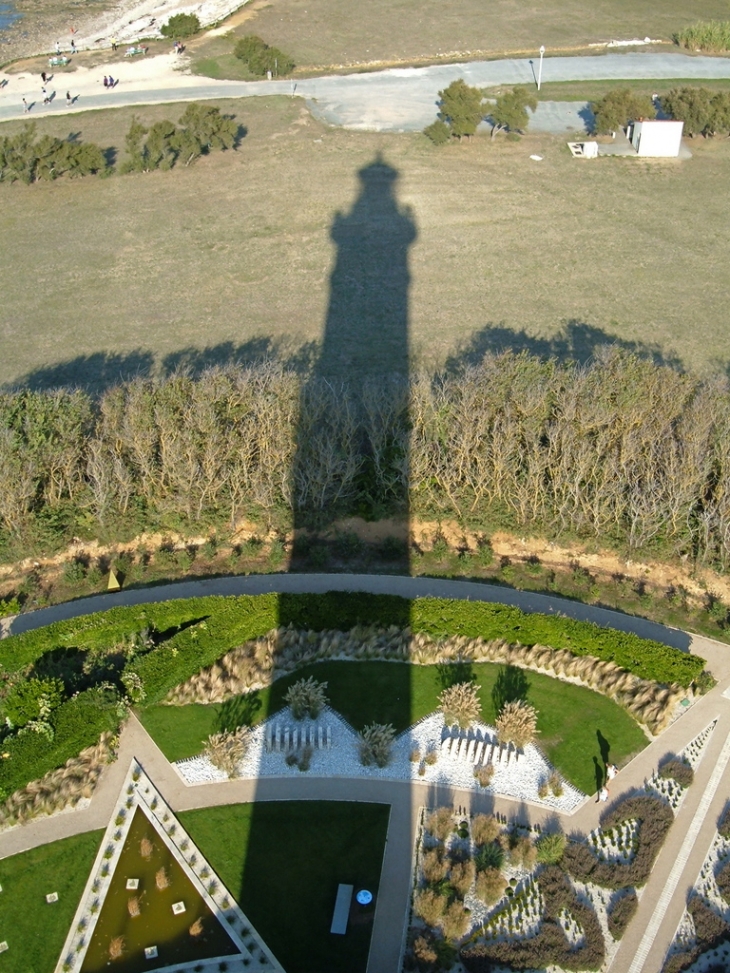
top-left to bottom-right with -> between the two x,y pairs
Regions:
174,707 -> 586,811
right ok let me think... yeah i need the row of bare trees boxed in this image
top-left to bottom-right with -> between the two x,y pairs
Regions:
2,348 -> 730,567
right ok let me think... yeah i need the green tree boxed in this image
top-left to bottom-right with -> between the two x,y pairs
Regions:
437,79 -> 487,139
423,119 -> 451,145
121,116 -> 148,173
662,86 -> 720,136
160,13 -> 200,38
234,35 -> 267,62
0,123 -> 40,183
233,34 -> 295,76
145,119 -> 179,170
177,104 -> 238,157
591,88 -> 656,134
489,85 -> 538,137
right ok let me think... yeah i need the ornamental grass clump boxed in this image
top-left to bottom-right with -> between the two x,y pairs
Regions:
204,726 -> 250,777
495,700 -> 538,749
475,867 -> 506,905
536,831 -> 566,865
359,723 -> 396,767
284,676 -> 328,719
472,813 -> 500,845
426,806 -> 454,842
414,888 -> 445,926
439,681 -> 481,728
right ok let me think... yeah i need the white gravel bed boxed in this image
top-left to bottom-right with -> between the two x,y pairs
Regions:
174,708 -> 586,810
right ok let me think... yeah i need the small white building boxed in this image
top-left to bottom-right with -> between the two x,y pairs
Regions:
627,119 -> 684,157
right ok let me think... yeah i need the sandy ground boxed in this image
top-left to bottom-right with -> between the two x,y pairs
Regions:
0,0 -> 247,63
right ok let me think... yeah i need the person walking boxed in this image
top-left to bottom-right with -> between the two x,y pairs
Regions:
111,36 -> 118,52
66,90 -> 72,107
22,97 -> 29,113
41,70 -> 47,84
103,75 -> 108,89
55,40 -> 61,55
70,39 -> 76,55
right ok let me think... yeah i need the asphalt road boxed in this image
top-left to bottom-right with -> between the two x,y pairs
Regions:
1,52 -> 729,130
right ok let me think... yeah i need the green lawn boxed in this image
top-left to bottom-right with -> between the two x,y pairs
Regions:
0,830 -> 103,973
179,801 -> 390,973
140,660 -> 648,793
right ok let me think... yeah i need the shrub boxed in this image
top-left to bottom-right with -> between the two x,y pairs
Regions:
204,726 -> 249,777
423,120 -> 451,145
675,20 -> 730,53
495,699 -> 538,749
591,88 -> 656,134
2,677 -> 64,727
439,681 -> 481,728
422,849 -> 448,884
426,807 -> 453,842
471,814 -> 500,846
450,860 -> 475,898
359,723 -> 395,767
718,805 -> 730,839
508,835 -> 537,870
440,900 -> 469,941
284,676 -> 328,719
658,757 -> 694,788
607,890 -> 638,940
474,867 -> 506,905
474,764 -> 494,788
549,770 -> 564,796
161,13 -> 200,38
475,842 -> 504,872
233,34 -> 294,75
536,831 -> 566,865
414,888 -> 445,926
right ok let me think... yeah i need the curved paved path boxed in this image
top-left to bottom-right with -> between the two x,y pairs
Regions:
1,52 -> 729,130
3,571 -> 693,650
1,575 -> 730,972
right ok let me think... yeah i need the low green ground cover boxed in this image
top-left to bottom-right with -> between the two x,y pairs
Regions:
179,801 -> 390,973
0,829 -> 103,973
140,659 -> 648,793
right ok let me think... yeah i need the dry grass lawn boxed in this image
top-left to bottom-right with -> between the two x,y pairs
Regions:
1,95 -> 729,392
191,0 -> 730,71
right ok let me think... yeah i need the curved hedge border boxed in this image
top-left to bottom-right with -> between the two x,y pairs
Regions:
2,592 -> 705,691
563,796 -> 674,890
0,592 -> 705,796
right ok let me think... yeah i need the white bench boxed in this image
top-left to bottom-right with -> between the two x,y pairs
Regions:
330,884 -> 353,934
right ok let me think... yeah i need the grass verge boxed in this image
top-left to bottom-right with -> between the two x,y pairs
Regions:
140,659 -> 648,793
0,829 -> 103,973
179,801 -> 390,973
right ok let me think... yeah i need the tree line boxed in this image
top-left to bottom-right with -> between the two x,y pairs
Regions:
592,86 -> 730,137
2,350 -> 730,569
0,104 -> 240,184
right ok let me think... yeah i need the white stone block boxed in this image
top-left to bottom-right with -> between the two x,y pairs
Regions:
144,945 -> 159,959
126,879 -> 139,890
326,725 -> 332,748
284,727 -> 290,752
467,740 -> 477,762
172,901 -> 186,915
45,892 -> 58,903
318,725 -> 324,749
275,725 -> 281,752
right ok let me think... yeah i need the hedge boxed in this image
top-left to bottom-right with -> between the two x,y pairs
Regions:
0,687 -> 121,801
607,890 -> 638,940
461,865 -> 604,971
563,796 -> 674,889
1,593 -> 704,690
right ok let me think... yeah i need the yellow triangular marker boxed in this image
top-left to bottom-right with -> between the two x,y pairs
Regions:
107,568 -> 121,591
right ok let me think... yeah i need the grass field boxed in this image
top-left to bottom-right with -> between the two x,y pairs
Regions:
139,659 -> 648,793
0,829 -> 103,973
1,95 -> 730,391
488,78 -> 730,102
189,0 -> 730,72
180,801 -> 390,973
